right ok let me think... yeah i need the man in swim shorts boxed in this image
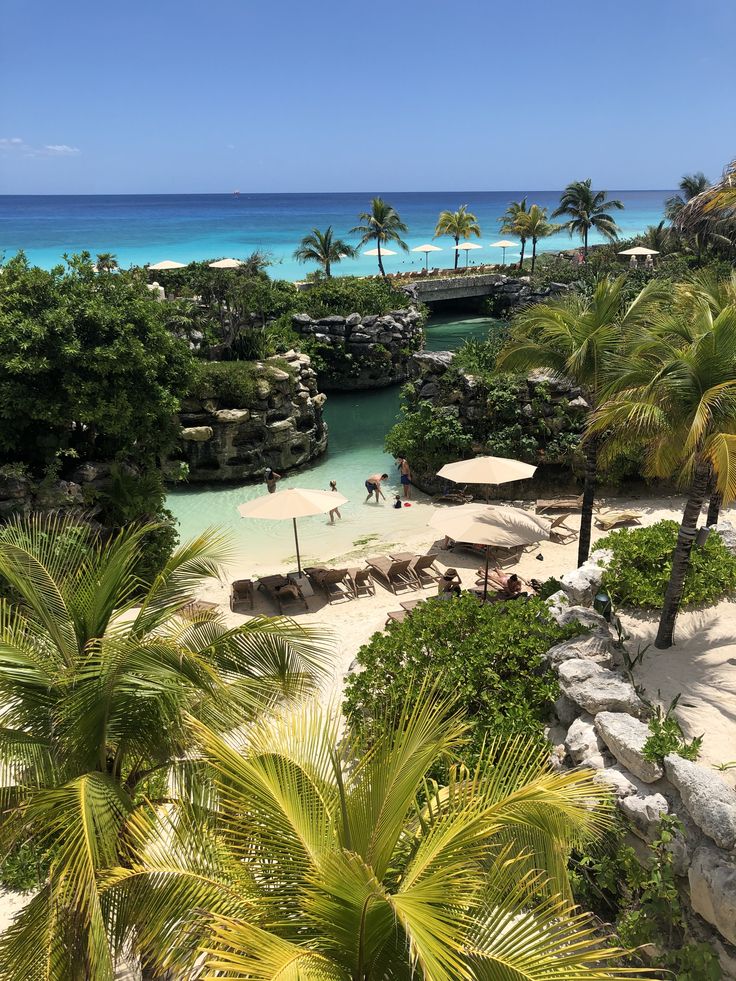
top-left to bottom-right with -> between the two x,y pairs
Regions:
397,455 -> 412,499
364,473 -> 388,503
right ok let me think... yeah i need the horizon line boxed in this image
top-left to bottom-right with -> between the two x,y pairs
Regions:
0,188 -> 676,198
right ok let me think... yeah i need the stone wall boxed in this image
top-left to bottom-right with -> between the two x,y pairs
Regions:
174,351 -> 328,483
545,542 -> 736,977
405,273 -> 570,313
290,307 -> 424,390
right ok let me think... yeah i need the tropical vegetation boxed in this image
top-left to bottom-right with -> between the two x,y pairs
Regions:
99,693 -> 647,980
552,179 -> 624,257
665,171 -> 711,221
352,197 -> 409,276
518,204 -> 561,272
434,204 -> 481,269
498,197 -> 529,268
294,225 -> 357,277
0,512 -> 327,977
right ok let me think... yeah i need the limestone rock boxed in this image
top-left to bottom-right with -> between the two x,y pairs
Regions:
558,659 -> 644,717
619,792 -> 669,841
268,368 -> 291,383
689,846 -> 736,945
215,409 -> 250,424
181,426 -> 213,442
553,693 -> 579,727
345,312 -> 362,327
665,754 -> 736,850
714,521 -> 736,555
565,714 -> 606,764
544,633 -> 613,668
593,766 -> 639,799
595,712 -> 663,783
551,605 -> 611,633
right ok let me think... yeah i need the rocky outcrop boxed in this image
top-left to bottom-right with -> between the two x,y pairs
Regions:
595,712 -> 664,783
290,307 -> 425,390
174,351 -> 327,483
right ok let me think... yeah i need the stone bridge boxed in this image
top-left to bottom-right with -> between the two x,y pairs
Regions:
406,272 -> 567,309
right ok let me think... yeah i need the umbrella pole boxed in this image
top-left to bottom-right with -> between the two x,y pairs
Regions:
425,252 -> 428,271
483,546 -> 490,602
293,517 -> 302,576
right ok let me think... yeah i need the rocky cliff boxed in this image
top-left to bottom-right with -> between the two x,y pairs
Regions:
174,350 -> 328,483
290,307 -> 424,390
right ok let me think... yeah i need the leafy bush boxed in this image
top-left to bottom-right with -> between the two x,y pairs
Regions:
343,594 -> 582,773
296,276 -> 413,318
0,841 -> 49,893
190,361 -> 261,406
642,700 -> 702,763
598,520 -> 736,608
384,401 -> 472,474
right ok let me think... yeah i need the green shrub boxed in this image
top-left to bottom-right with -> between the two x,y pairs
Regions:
598,520 -> 736,608
343,594 -> 581,774
642,700 -> 702,764
0,841 -> 49,893
296,276 -> 414,318
384,401 -> 472,474
190,361 -> 260,406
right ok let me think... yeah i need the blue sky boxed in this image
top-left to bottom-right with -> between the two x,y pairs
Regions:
1,0 -> 734,194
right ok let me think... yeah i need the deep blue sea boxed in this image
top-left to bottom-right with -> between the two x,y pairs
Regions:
0,191 -> 671,280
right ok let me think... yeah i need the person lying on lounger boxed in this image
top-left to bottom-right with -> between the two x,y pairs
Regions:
477,566 -> 533,599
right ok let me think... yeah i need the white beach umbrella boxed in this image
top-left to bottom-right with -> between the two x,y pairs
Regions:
453,242 -> 483,267
209,257 -> 243,269
411,243 -> 442,270
148,260 -> 187,270
429,504 -> 550,599
363,248 -> 397,256
489,240 -> 517,266
437,455 -> 537,486
237,488 -> 348,574
618,246 -> 660,256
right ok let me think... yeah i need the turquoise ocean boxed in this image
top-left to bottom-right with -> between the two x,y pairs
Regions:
0,190 -> 670,278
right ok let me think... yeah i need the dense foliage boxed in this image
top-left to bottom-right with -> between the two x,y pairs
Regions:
598,521 -> 736,608
190,358 -> 293,407
343,593 -> 581,772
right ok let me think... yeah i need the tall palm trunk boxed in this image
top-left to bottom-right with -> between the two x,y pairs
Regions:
655,460 -> 711,649
531,238 -> 538,273
577,437 -> 598,567
583,226 -> 589,259
325,258 -> 331,278
377,241 -> 385,277
518,238 -> 526,270
706,490 -> 722,526
454,236 -> 459,270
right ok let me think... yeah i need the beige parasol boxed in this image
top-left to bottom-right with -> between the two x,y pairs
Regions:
148,260 -> 187,270
209,258 -> 243,268
411,243 -> 442,270
618,246 -> 660,256
437,455 -> 537,486
453,241 -> 483,267
429,504 -> 550,599
363,247 -> 397,256
238,488 -> 348,574
489,239 -> 517,265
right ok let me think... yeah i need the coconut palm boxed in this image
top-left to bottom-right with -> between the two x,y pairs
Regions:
351,198 -> 409,276
591,304 -> 736,648
95,252 -> 118,273
638,220 -> 673,254
664,171 -> 711,221
518,205 -> 561,272
294,226 -> 357,278
499,198 -> 528,269
552,180 -> 624,258
0,512 -> 327,979
499,277 -> 667,566
434,205 -> 481,270
104,694 -> 645,980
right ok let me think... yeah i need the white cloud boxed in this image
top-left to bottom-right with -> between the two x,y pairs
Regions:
0,137 -> 80,157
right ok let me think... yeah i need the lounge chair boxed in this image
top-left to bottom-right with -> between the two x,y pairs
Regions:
258,574 -> 309,614
432,484 -> 473,506
385,609 -> 409,626
304,566 -> 353,604
549,513 -> 578,544
595,511 -> 641,531
181,599 -> 219,619
536,495 -> 584,514
400,598 -> 425,612
229,578 -> 254,612
365,556 -> 418,593
347,566 -> 375,598
389,551 -> 443,588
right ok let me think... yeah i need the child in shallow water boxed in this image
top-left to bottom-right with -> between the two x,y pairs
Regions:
393,495 -> 402,509
328,480 -> 341,524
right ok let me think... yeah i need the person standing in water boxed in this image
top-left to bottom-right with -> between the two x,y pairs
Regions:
264,467 -> 281,494
397,455 -> 412,499
364,473 -> 388,504
328,480 -> 342,524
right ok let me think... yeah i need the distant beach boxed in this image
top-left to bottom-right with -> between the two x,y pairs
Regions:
0,190 -> 671,280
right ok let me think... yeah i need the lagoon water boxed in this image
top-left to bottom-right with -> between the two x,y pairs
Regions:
1,189 -> 670,278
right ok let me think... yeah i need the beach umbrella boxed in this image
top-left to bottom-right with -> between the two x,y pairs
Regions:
617,246 -> 660,256
437,455 -> 537,486
209,258 -> 243,269
363,248 -> 397,256
411,243 -> 442,270
237,487 -> 348,575
429,504 -> 551,599
453,242 -> 483,267
148,260 -> 187,270
489,240 -> 517,266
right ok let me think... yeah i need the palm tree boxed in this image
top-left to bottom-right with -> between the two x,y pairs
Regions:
499,198 -> 528,269
552,179 -> 624,258
639,220 -> 673,254
0,513 -> 327,979
664,171 -> 710,221
95,252 -> 118,273
105,694 -> 645,979
499,277 -> 667,566
591,304 -> 736,648
434,204 -> 481,270
519,205 -> 561,272
294,226 -> 357,278
351,198 -> 409,276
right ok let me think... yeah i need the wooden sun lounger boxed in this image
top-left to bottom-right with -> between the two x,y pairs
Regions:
304,566 -> 353,604
365,556 -> 418,594
230,579 -> 254,612
536,495 -> 584,514
258,574 -> 309,614
181,599 -> 219,619
346,566 -> 375,598
595,511 -> 642,531
389,551 -> 443,588
432,484 -> 473,506
548,513 -> 578,544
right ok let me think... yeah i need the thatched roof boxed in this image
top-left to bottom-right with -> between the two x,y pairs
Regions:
675,158 -> 736,239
